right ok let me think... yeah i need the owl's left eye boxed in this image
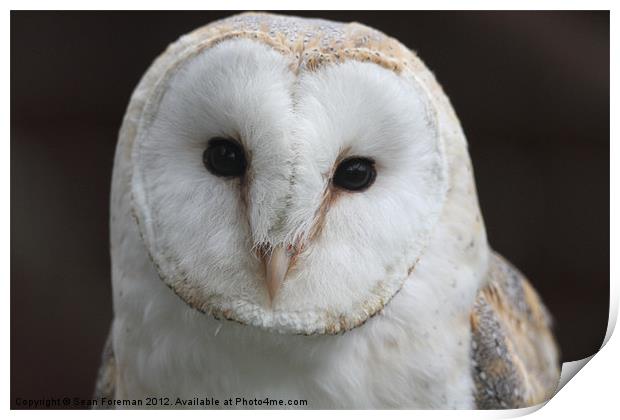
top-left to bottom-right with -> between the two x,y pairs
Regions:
332,157 -> 376,191
203,137 -> 247,177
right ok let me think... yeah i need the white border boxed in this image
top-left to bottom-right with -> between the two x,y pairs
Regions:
2,1 -> 616,11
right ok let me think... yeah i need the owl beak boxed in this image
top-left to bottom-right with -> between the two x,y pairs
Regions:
263,245 -> 292,303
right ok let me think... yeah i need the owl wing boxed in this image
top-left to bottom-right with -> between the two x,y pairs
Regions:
470,252 -> 560,409
92,326 -> 116,408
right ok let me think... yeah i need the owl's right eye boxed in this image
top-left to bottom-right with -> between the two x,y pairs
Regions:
203,137 -> 247,178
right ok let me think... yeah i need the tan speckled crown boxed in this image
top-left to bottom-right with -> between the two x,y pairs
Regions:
185,12 -> 421,73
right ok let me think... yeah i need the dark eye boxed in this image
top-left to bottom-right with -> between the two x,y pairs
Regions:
203,137 -> 247,177
332,157 -> 376,191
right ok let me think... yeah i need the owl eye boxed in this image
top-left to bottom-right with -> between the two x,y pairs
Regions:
203,137 -> 247,177
332,157 -> 376,191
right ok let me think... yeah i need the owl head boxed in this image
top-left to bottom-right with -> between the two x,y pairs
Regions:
118,13 -> 485,335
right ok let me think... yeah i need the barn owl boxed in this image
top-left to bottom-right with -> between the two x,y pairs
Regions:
95,12 -> 560,409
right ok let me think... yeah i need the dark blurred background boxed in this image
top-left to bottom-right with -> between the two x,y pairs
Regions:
11,11 -> 609,407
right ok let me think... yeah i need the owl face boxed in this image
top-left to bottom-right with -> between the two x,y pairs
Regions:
131,37 -> 448,335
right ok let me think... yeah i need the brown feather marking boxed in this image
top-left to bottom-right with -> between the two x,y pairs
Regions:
307,185 -> 337,243
471,252 -> 560,409
306,147 -> 352,243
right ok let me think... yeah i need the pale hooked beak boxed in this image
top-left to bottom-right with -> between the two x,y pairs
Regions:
263,245 -> 293,303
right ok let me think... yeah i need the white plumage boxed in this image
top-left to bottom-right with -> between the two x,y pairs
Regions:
97,13 -> 559,409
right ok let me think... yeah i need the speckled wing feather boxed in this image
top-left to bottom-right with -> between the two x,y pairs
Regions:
471,252 -> 560,409
92,328 -> 116,409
